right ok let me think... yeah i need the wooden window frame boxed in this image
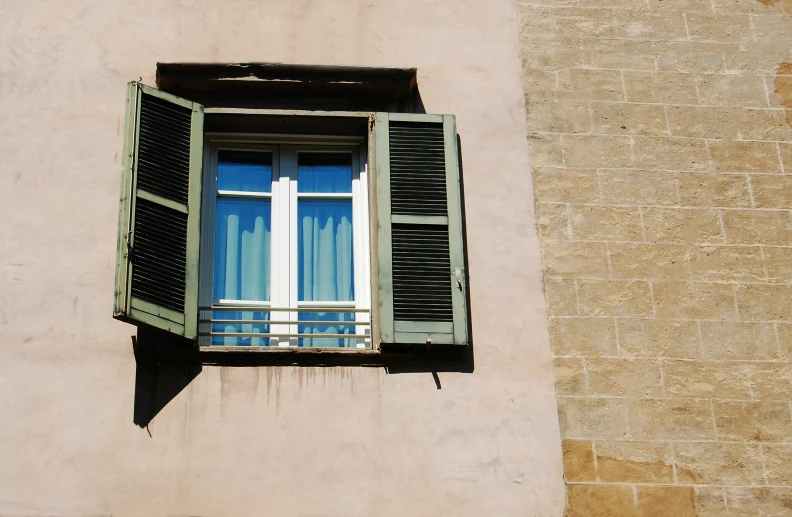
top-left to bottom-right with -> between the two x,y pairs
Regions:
197,132 -> 373,350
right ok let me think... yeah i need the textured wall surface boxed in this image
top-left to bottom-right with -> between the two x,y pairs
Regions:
518,0 -> 792,515
0,1 -> 565,515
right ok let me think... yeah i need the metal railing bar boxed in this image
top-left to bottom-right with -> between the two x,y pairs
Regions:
200,332 -> 369,338
203,319 -> 370,325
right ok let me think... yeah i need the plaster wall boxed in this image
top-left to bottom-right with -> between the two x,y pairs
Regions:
0,0 -> 565,516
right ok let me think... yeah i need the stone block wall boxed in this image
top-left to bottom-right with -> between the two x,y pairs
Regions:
518,0 -> 792,514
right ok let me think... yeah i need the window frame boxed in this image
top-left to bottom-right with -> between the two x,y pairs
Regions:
198,132 -> 372,350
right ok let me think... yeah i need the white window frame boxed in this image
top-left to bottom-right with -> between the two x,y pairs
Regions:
198,133 -> 371,349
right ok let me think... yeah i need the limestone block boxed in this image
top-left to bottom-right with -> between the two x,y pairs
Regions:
609,243 -> 690,280
738,108 -> 792,141
736,283 -> 792,321
697,73 -> 770,108
674,442 -> 765,485
558,68 -> 625,101
763,444 -> 792,485
628,399 -> 716,440
652,281 -> 737,320
554,358 -> 588,396
725,487 -> 792,516
700,321 -> 780,360
570,205 -> 643,241
561,439 -> 597,482
577,280 -> 654,317
586,358 -> 663,397
623,71 -> 699,104
550,317 -> 618,356
591,102 -> 668,136
614,11 -> 688,41
714,401 -> 792,442
710,140 -> 782,173
722,209 -> 792,245
544,278 -> 579,316
663,360 -> 753,399
541,241 -> 610,278
750,174 -> 792,208
595,440 -> 676,483
617,319 -> 701,359
533,167 -> 601,204
688,245 -> 765,282
642,207 -> 724,244
636,486 -> 697,517
667,105 -> 739,139
633,136 -> 710,172
685,13 -> 753,43
598,170 -> 679,206
557,397 -> 628,439
566,484 -> 637,517
535,203 -> 570,240
527,100 -> 591,134
693,487 -> 728,517
677,173 -> 752,208
562,135 -> 634,168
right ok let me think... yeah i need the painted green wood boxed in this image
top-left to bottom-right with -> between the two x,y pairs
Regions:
374,112 -> 394,344
388,113 -> 444,123
394,321 -> 453,333
390,331 -> 455,345
113,82 -> 137,318
183,101 -> 205,340
137,189 -> 189,214
113,81 -> 204,341
130,297 -> 186,325
442,115 -> 469,346
391,214 -> 448,226
375,112 -> 469,346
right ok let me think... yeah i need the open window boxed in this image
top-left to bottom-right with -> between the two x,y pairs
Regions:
114,81 -> 468,349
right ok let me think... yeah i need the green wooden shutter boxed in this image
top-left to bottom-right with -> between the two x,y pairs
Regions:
374,113 -> 468,346
113,82 -> 204,340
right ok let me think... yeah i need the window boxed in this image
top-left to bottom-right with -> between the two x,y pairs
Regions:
199,141 -> 371,348
114,81 -> 469,350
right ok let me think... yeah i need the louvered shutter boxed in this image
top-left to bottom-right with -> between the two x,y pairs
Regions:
113,82 -> 204,340
374,113 -> 469,346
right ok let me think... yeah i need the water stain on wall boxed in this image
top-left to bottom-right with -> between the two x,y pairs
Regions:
756,0 -> 792,11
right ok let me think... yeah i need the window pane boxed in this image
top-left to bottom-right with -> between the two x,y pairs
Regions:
211,310 -> 270,347
217,151 -> 272,192
298,311 -> 357,348
298,199 -> 354,302
214,198 -> 271,302
297,153 -> 352,193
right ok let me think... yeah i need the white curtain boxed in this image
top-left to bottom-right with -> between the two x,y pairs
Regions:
213,198 -> 271,346
298,200 -> 353,347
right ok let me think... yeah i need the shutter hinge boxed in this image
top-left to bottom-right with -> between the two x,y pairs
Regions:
123,231 -> 133,257
369,115 -> 375,132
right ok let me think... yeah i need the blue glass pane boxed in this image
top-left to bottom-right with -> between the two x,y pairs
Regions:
298,311 -> 356,348
217,151 -> 272,192
297,153 -> 352,193
298,199 -> 354,302
211,310 -> 270,346
214,198 -> 271,302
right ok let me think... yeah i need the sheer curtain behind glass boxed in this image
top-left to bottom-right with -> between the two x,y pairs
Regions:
213,151 -> 272,346
297,153 -> 354,347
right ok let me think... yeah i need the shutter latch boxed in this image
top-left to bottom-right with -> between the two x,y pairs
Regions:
452,267 -> 465,292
